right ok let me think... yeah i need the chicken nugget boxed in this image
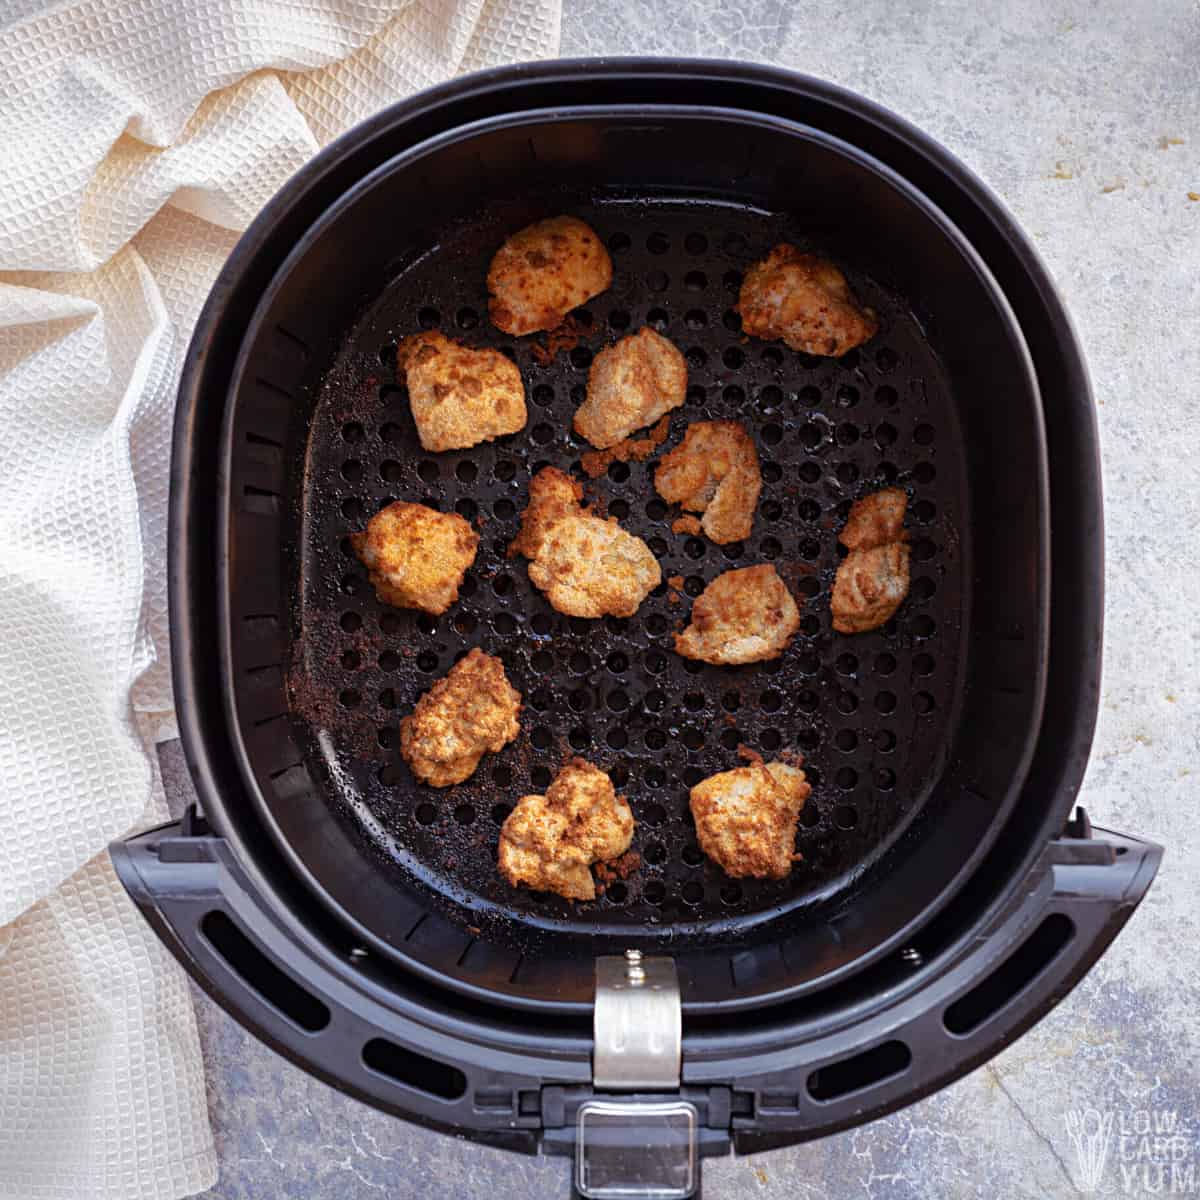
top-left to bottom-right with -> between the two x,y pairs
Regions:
675,564 -> 800,665
498,759 -> 634,901
831,488 -> 911,634
738,244 -> 877,357
351,501 -> 478,615
573,327 -> 687,449
655,420 -> 761,544
690,758 -> 810,879
488,216 -> 612,336
509,467 -> 660,618
397,331 -> 526,452
399,648 -> 521,787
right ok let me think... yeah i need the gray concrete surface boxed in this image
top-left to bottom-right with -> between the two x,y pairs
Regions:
179,2 -> 1200,1196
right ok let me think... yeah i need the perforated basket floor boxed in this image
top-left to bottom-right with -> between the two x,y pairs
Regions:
288,200 -> 965,942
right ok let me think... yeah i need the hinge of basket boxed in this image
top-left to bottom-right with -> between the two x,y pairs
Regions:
593,950 -> 681,1090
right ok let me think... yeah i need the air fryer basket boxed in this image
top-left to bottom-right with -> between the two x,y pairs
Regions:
221,107 -> 1046,1010
113,63 -> 1160,1193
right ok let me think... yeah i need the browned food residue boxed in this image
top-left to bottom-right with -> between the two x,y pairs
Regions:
594,850 -> 642,891
737,744 -> 765,766
529,313 -> 588,366
671,514 -> 703,535
579,414 -> 671,478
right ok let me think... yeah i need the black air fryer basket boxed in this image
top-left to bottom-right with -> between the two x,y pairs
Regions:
112,61 -> 1161,1199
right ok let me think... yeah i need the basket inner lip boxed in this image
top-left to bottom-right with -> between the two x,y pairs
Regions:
208,102 -> 1051,1014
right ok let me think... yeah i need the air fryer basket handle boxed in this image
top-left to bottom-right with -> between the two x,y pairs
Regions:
111,812 -> 1160,1186
719,818 -> 1162,1156
109,819 -> 585,1152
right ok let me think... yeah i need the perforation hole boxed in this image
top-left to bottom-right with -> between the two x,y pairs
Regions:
646,270 -> 669,292
647,307 -> 669,331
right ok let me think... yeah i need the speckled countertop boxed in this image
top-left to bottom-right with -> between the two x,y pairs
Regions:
172,2 -> 1200,1196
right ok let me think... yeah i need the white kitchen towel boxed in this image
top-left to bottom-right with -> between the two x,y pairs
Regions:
0,1 -> 560,1197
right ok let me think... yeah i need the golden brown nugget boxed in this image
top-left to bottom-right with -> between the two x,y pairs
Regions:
738,244 -> 878,357
509,467 -> 660,619
399,648 -> 521,788
397,331 -> 526,452
831,487 -> 911,634
351,501 -> 478,615
573,326 -> 687,449
674,564 -> 800,665
655,420 -> 762,544
487,216 -> 612,336
498,759 -> 634,901
690,759 -> 810,880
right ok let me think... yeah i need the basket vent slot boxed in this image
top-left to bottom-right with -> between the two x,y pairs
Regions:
200,911 -> 330,1033
362,1038 -> 467,1100
807,1039 -> 912,1102
943,912 -> 1074,1035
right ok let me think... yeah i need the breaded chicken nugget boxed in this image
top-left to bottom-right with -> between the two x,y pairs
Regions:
399,648 -> 521,787
690,758 -> 810,879
675,564 -> 800,665
509,467 -> 661,618
488,216 -> 612,336
351,501 -> 478,615
738,244 -> 877,357
397,331 -> 526,452
831,487 -> 911,634
498,759 -> 634,901
655,420 -> 761,543
573,327 -> 687,449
